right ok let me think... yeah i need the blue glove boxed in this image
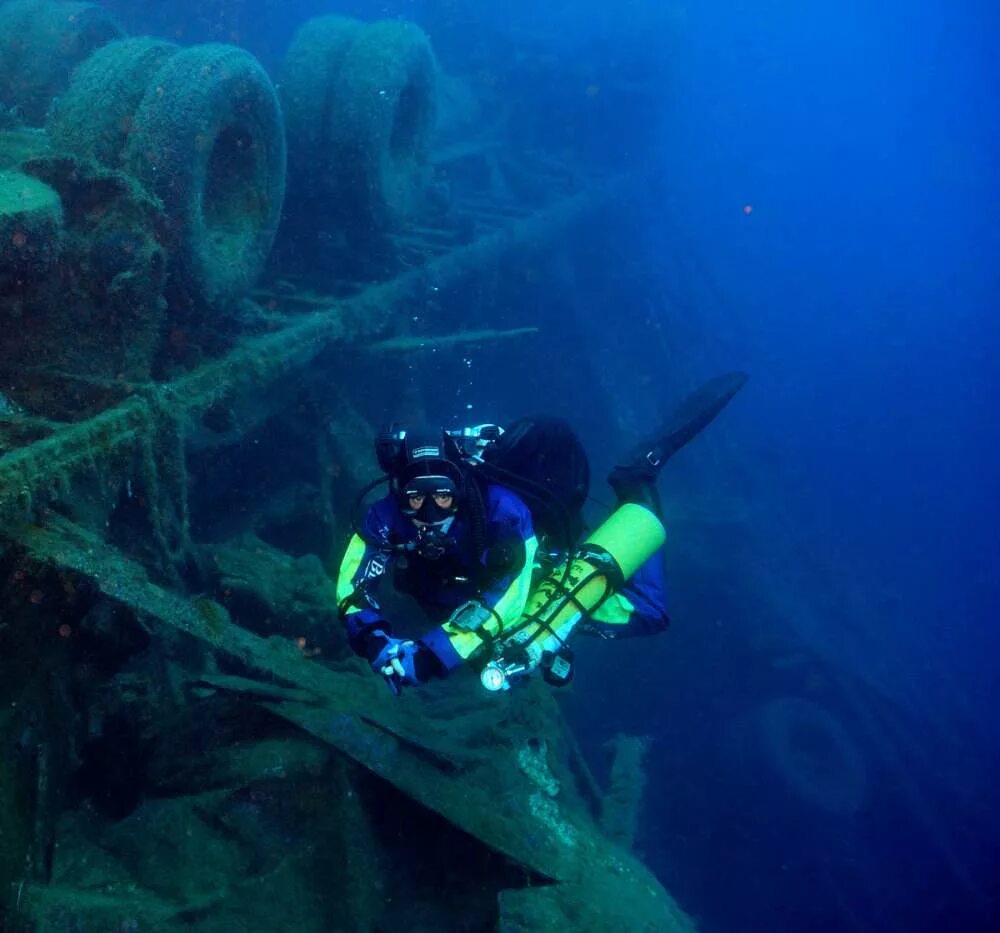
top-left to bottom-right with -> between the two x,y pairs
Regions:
382,640 -> 423,691
367,632 -> 420,694
366,630 -> 443,694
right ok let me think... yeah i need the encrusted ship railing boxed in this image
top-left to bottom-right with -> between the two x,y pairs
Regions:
0,180 -> 608,526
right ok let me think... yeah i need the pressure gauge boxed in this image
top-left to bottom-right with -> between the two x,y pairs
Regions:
480,661 -> 509,692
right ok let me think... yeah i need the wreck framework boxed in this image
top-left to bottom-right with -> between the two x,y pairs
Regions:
0,126 -> 694,928
0,2 -> 704,925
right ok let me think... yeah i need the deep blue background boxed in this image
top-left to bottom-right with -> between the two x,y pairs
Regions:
104,0 -> 998,929
658,0 -> 999,705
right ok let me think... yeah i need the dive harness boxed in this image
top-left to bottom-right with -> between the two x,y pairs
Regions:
479,503 -> 667,692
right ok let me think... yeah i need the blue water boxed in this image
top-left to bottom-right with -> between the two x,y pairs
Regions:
101,1 -> 999,929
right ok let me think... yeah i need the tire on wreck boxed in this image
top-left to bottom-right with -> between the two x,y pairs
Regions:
0,0 -> 123,125
279,14 -> 364,195
47,37 -> 180,167
329,19 -> 438,233
0,169 -> 62,296
755,697 -> 868,815
122,43 -> 287,307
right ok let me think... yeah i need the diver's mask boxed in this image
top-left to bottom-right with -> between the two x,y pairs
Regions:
400,473 -> 459,527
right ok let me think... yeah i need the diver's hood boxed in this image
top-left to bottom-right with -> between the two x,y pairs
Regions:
393,428 -> 465,522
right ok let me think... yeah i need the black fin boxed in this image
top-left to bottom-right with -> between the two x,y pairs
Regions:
617,371 -> 748,477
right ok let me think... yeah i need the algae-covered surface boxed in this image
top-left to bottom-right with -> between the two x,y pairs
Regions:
0,127 -> 51,170
0,168 -> 58,212
0,4 -> 705,931
0,515 -> 692,931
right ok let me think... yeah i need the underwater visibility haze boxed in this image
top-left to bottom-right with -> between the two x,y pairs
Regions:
0,0 -> 996,930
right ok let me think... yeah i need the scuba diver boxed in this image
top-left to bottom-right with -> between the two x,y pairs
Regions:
335,373 -> 747,694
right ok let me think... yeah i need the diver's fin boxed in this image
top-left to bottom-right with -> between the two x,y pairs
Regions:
638,371 -> 748,469
609,372 -> 748,508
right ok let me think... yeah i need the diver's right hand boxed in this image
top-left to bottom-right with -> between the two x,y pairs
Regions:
365,631 -> 415,695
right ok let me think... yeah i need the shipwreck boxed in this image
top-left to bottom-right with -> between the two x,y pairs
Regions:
0,3 -> 692,930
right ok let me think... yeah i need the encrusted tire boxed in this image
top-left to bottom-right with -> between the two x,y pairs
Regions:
0,0 -> 123,125
756,697 -> 868,814
330,19 -> 438,231
123,43 -> 286,306
0,168 -> 62,294
47,37 -> 180,167
279,14 -> 364,191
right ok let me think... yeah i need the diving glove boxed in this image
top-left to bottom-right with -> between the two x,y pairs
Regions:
366,630 -> 442,694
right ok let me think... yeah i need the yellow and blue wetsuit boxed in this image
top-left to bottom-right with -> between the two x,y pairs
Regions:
337,483 -> 538,672
337,484 -> 669,674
